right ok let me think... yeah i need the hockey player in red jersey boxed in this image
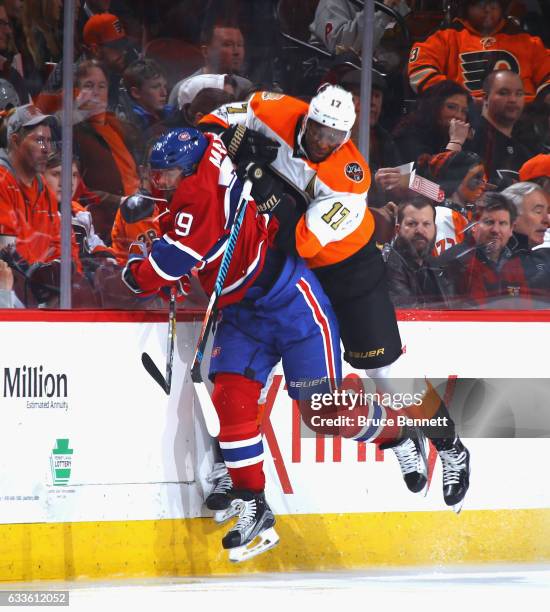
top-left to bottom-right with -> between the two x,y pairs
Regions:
121,127 -> 343,561
200,85 -> 471,513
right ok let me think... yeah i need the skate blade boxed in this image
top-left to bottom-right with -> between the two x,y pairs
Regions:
452,499 -> 465,514
214,501 -> 240,524
228,527 -> 279,563
416,428 -> 429,497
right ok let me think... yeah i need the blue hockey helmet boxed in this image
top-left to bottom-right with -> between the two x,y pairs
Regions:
149,128 -> 208,176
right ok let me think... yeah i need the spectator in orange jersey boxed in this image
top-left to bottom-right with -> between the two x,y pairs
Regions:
408,0 -> 550,103
438,191 -> 531,308
0,104 -> 87,306
110,195 -> 162,265
419,150 -> 491,255
72,59 -> 141,245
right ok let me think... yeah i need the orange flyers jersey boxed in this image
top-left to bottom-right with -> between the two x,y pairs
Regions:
0,167 -> 80,267
434,206 -> 470,256
408,18 -> 550,101
201,91 -> 374,268
111,206 -> 161,264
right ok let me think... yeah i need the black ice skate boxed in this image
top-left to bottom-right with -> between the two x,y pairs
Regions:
222,490 -> 279,563
380,427 -> 429,495
437,437 -> 470,514
205,463 -> 239,523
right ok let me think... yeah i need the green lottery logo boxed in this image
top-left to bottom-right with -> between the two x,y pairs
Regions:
50,439 -> 73,486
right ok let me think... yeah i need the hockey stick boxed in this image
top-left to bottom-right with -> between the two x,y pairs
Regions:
190,179 -> 253,438
142,285 -> 177,394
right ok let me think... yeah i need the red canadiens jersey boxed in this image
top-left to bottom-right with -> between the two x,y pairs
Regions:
408,18 -> 550,101
132,133 -> 276,307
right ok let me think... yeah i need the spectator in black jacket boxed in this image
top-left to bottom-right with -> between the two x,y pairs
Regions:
385,197 -> 451,308
469,70 -> 533,187
393,80 -> 473,166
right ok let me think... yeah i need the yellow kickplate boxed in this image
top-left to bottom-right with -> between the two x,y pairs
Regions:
0,508 -> 549,582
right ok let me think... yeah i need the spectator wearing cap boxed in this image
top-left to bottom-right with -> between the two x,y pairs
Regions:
177,86 -> 235,127
72,60 -> 141,244
77,0 -> 111,31
0,104 -> 82,306
39,12 -> 135,114
384,197 -> 452,309
519,154 -> 550,195
408,0 -> 550,103
419,150 -> 490,255
82,12 -> 136,107
393,80 -> 474,167
167,20 -> 252,109
170,73 -> 245,113
438,192 -> 532,308
469,70 -> 533,187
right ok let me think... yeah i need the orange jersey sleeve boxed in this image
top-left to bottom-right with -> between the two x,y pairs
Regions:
111,207 -> 161,264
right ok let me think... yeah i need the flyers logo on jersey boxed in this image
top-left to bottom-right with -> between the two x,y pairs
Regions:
345,162 -> 364,182
460,50 -> 520,92
261,92 -> 284,101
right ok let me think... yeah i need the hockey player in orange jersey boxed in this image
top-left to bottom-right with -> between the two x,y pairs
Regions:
200,85 -> 471,513
408,0 -> 550,103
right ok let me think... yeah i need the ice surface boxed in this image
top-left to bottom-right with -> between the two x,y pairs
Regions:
2,565 -> 548,612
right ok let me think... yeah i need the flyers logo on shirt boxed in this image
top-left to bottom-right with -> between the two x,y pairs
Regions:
261,92 -> 284,101
345,162 -> 364,183
460,50 -> 520,92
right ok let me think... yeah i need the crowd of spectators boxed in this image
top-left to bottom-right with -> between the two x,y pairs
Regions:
0,0 -> 548,310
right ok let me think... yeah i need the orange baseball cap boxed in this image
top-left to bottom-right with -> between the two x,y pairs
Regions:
519,154 -> 550,182
83,13 -> 128,49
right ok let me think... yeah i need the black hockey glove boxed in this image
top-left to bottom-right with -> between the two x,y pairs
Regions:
120,190 -> 156,224
240,163 -> 285,214
221,125 -> 280,166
